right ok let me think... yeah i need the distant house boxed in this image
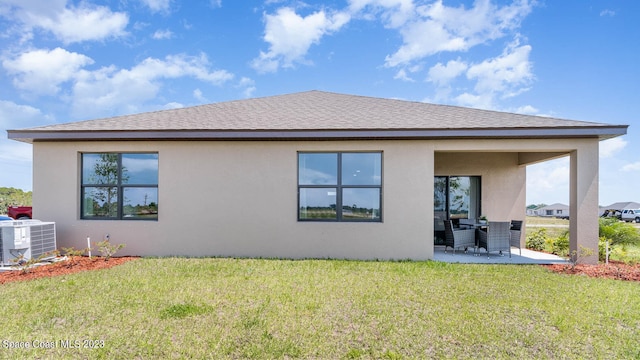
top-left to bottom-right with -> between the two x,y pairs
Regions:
536,203 -> 570,218
526,204 -> 543,217
7,91 -> 628,263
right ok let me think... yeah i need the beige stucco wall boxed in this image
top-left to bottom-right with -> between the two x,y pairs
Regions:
31,137 -> 598,260
435,152 -> 526,224
33,140 -> 434,260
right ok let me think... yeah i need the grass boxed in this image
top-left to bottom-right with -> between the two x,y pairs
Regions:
0,258 -> 639,359
525,216 -> 569,239
608,244 -> 640,264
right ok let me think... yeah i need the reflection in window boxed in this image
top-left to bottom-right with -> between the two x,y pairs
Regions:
82,187 -> 118,218
298,152 -> 382,222
433,176 -> 481,244
81,153 -> 158,220
299,188 -> 337,219
298,153 -> 337,185
449,176 -> 471,219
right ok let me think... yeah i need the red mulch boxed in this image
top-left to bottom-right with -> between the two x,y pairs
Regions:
0,256 -> 138,284
543,261 -> 640,282
2,256 -> 639,284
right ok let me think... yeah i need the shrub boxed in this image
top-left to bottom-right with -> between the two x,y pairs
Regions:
10,252 -> 55,274
95,240 -> 126,261
599,218 -> 640,246
526,228 -> 547,251
546,231 -> 569,257
61,247 -> 87,257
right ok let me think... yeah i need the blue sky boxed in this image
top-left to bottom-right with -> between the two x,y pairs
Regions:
0,0 -> 638,206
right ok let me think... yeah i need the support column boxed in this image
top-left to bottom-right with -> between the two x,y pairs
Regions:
569,141 -> 599,264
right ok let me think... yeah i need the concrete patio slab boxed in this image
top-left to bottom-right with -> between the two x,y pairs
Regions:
433,246 -> 569,265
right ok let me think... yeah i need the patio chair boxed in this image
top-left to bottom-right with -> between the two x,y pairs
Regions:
477,221 -> 511,258
443,220 -> 476,254
510,220 -> 523,256
458,218 -> 475,229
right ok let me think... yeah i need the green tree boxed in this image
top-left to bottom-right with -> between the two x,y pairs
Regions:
0,187 -> 32,214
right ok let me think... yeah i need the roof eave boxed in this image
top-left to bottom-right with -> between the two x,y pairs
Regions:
7,125 -> 628,143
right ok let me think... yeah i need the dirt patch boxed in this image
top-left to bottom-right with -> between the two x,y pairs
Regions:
543,261 -> 640,282
0,256 -> 138,285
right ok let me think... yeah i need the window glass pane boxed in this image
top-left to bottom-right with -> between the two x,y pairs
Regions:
299,188 -> 337,219
82,153 -> 119,185
123,187 -> 158,219
83,187 -> 118,217
298,153 -> 338,185
449,176 -> 470,219
341,153 -> 381,185
122,153 -> 159,185
342,188 -> 380,220
434,176 -> 447,236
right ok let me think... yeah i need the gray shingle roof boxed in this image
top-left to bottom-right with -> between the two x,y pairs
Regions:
7,90 -> 627,143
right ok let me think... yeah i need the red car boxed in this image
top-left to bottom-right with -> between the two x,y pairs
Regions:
7,206 -> 32,219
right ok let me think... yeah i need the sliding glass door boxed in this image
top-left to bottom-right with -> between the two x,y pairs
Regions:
434,176 -> 481,244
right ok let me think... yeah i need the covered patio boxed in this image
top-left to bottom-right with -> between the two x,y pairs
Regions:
433,245 -> 569,265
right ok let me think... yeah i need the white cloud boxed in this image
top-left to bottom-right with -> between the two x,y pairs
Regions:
71,53 -> 234,118
193,88 -> 206,102
427,59 -> 468,86
466,40 -> 533,96
152,29 -> 173,39
0,100 -> 54,130
599,137 -> 627,158
0,99 -> 52,190
600,9 -> 615,17
0,1 -> 129,44
0,136 -> 33,191
348,0 -> 415,28
251,7 -> 350,73
453,39 -> 533,109
236,77 -> 256,98
162,102 -> 184,110
526,157 -> 570,205
140,0 -> 172,13
393,68 -> 415,82
514,105 -> 538,115
242,87 -> 256,98
0,138 -> 32,164
622,162 -> 640,172
383,0 -> 533,67
2,47 -> 94,95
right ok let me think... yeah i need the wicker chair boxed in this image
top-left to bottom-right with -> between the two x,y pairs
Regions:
443,220 -> 476,254
510,220 -> 523,256
477,221 -> 511,258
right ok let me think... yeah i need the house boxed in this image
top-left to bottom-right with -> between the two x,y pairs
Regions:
536,203 -> 570,218
7,91 -> 628,264
526,204 -> 542,217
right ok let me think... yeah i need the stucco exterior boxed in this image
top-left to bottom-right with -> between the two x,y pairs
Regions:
30,137 -> 596,261
10,91 -> 626,263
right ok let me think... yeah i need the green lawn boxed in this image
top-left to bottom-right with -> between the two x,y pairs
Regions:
0,258 -> 638,359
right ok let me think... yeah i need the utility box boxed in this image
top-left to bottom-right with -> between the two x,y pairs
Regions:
0,220 -> 56,266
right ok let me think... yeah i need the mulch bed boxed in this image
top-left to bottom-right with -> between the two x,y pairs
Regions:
543,261 -> 640,282
2,256 -> 639,284
0,256 -> 138,284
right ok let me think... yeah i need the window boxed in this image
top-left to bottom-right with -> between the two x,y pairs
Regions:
433,176 -> 481,244
81,153 -> 158,220
298,152 -> 382,221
